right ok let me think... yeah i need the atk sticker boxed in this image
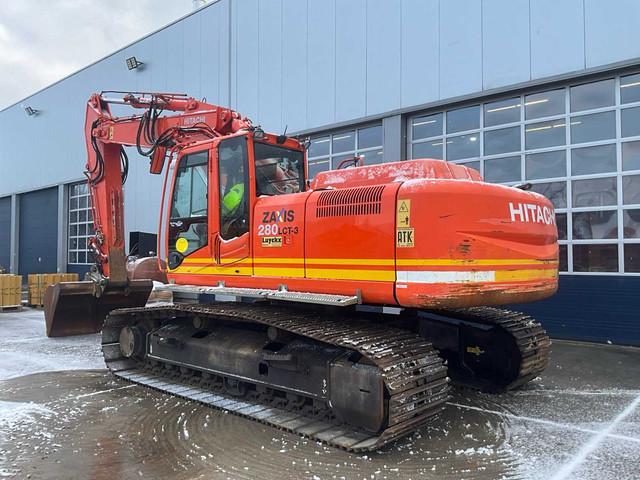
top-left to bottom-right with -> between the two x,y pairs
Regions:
261,236 -> 283,248
397,199 -> 411,227
396,228 -> 415,248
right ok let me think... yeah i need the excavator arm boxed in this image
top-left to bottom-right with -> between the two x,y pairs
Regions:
44,92 -> 253,337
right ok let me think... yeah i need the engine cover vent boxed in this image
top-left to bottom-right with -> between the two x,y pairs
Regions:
316,185 -> 385,217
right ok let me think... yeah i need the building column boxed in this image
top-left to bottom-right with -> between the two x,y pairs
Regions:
10,194 -> 18,274
57,184 -> 67,273
382,114 -> 406,163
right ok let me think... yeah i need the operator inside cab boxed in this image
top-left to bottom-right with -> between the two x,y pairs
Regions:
218,139 -> 305,239
219,141 -> 247,239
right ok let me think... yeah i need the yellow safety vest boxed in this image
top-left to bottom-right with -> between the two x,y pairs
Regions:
222,183 -> 244,214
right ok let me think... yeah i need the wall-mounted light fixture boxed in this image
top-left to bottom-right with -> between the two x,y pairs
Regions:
22,105 -> 39,116
126,56 -> 144,70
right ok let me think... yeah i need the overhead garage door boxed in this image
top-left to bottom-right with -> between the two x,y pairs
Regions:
0,197 -> 10,272
19,188 -> 58,278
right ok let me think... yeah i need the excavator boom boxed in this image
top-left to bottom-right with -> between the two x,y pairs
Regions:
45,92 -> 255,337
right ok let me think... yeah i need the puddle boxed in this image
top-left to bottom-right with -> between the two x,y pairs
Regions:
0,368 -> 638,480
0,371 -> 522,480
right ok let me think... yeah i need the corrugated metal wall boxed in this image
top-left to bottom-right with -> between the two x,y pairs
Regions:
228,0 -> 640,133
3,0 -> 640,198
0,197 -> 10,272
18,188 -> 58,278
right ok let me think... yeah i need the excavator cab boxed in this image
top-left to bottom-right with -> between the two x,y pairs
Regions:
45,119 -> 306,337
167,133 -> 305,271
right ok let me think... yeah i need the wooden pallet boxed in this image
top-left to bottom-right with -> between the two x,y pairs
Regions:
0,304 -> 23,312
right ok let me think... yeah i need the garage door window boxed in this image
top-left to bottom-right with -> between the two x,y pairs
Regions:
307,124 -> 383,179
68,182 -> 94,265
408,73 -> 640,275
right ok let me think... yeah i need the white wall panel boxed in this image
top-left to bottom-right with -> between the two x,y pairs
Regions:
199,2 -> 225,104
218,0 -> 231,106
401,0 -> 439,108
164,22 -> 186,93
281,0 -> 308,132
585,0 -> 640,68
150,28 -> 170,93
233,0 -> 259,120
306,0 -> 336,128
132,39 -> 154,93
366,0 -> 401,115
335,0 -> 366,122
182,14 -> 203,98
258,0 -> 283,132
439,0 -> 483,99
530,0 -> 585,79
482,0 -> 530,89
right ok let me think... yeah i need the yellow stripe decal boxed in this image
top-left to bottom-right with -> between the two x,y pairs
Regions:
305,258 -> 396,266
396,258 -> 557,266
181,257 -> 556,267
181,257 -> 252,265
494,268 -> 557,282
172,265 -> 253,275
253,267 -> 305,278
305,268 -> 395,282
173,257 -> 557,282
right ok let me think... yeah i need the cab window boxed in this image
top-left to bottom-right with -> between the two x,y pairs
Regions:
169,151 -> 208,258
254,142 -> 304,196
218,136 -> 249,240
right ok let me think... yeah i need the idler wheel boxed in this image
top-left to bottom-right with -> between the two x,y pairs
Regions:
119,326 -> 145,358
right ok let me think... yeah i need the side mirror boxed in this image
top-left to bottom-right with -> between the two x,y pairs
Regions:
168,251 -> 184,270
150,146 -> 168,174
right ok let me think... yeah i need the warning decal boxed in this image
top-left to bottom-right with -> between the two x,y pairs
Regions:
397,200 -> 411,227
396,228 -> 415,248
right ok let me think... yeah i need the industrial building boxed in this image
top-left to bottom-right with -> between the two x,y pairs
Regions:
1,0 -> 639,344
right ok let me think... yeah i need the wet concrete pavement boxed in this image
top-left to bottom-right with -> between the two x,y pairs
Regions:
1,308 -> 639,479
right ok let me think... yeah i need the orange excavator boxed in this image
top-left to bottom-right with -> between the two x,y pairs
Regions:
44,92 -> 557,451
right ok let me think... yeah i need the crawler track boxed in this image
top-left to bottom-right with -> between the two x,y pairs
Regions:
421,307 -> 551,392
453,307 -> 551,390
102,303 -> 451,452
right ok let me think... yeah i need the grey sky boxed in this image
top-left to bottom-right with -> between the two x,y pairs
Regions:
0,0 -> 193,109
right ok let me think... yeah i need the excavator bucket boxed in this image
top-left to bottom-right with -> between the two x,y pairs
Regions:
44,280 -> 152,337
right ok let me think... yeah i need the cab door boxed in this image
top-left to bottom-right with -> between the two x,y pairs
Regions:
166,149 -> 210,270
212,135 -> 252,273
